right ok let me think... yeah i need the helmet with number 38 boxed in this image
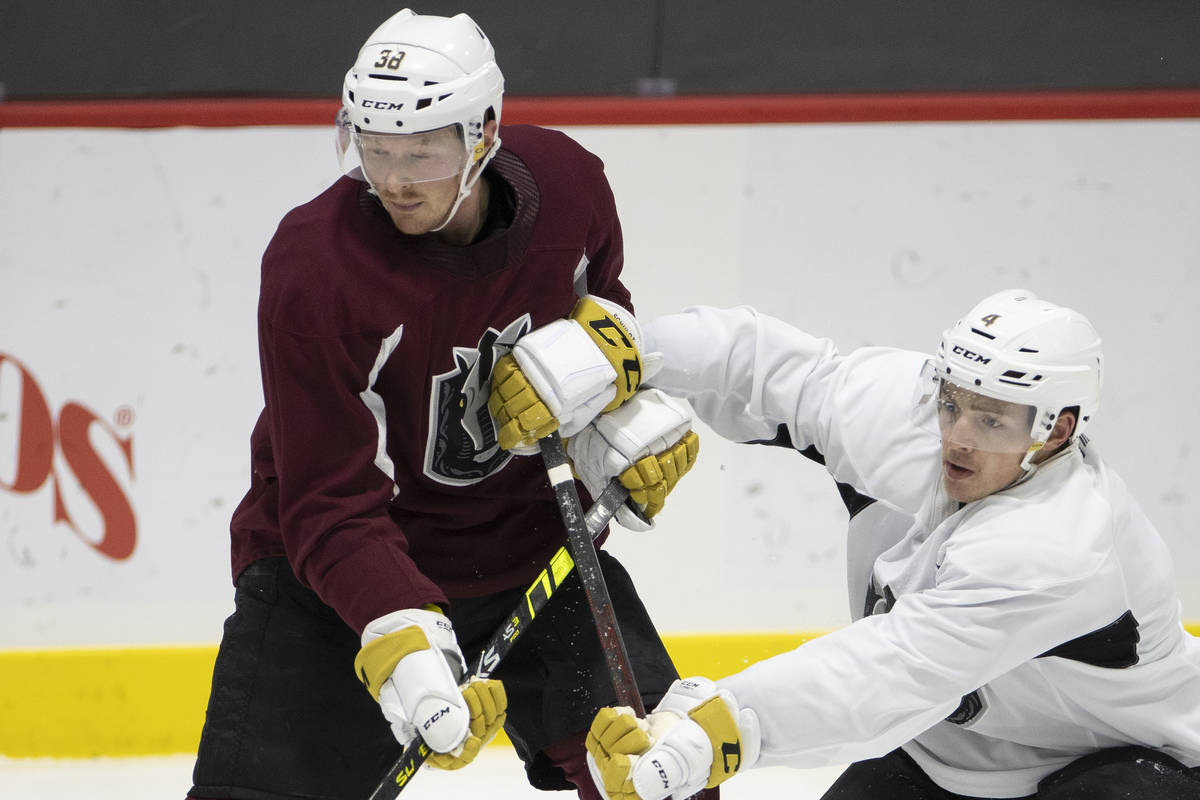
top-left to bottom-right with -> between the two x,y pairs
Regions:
340,8 -> 503,138
336,9 -> 505,228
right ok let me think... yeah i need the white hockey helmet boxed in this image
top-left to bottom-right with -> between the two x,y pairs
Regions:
932,289 -> 1103,456
337,9 -> 504,229
341,9 -> 503,136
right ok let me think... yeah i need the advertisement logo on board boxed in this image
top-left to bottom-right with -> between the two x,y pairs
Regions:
0,351 -> 137,560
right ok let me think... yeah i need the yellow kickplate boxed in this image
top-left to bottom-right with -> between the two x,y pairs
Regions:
0,645 -> 217,757
3,626 -> 1195,758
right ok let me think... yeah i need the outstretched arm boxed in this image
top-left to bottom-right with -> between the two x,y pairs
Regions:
645,305 -> 936,514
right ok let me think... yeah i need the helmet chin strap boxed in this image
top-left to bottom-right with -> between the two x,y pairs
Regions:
1016,438 -> 1077,490
429,135 -> 501,233
995,445 -> 1047,497
1019,441 -> 1046,472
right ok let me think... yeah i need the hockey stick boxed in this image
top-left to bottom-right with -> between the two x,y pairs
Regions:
539,431 -> 647,715
475,474 -> 634,678
366,476 -> 631,800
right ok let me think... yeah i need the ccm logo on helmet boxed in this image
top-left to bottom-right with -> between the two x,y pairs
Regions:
952,345 -> 991,365
361,99 -> 406,110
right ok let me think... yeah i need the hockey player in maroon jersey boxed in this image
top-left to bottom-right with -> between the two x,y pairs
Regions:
187,9 -> 703,800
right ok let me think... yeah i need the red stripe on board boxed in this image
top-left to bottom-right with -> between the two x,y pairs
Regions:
2,90 -> 1199,129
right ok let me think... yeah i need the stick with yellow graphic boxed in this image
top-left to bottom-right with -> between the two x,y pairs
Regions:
365,474 -> 630,800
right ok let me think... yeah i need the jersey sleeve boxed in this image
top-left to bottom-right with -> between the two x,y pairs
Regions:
257,312 -> 446,634
719,504 -> 1127,769
644,304 -> 936,512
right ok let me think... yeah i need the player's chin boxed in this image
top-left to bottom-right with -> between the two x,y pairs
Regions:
385,207 -> 433,234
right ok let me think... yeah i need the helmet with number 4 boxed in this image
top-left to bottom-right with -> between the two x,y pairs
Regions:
933,289 -> 1103,455
337,9 -> 504,229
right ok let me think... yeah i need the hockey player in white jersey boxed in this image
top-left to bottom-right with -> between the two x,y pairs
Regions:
499,289 -> 1200,799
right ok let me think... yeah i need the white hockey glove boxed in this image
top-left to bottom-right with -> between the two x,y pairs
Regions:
490,295 -> 661,454
355,607 -> 507,770
585,677 -> 760,800
567,388 -> 699,532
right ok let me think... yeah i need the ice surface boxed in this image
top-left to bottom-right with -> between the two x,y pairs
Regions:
0,749 -> 846,799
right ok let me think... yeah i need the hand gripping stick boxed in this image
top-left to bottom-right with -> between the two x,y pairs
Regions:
366,474 -> 632,800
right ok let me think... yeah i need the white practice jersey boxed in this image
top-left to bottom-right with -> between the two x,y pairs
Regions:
646,305 -> 1200,798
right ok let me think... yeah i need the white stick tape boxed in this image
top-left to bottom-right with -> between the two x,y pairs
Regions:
546,463 -> 574,486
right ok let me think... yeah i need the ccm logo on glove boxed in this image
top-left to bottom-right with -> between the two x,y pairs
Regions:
424,706 -> 453,730
651,759 -> 670,789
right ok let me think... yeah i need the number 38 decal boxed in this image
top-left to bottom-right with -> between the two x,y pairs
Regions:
373,49 -> 406,70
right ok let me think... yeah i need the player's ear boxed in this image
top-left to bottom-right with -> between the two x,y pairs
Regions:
1046,409 -> 1076,451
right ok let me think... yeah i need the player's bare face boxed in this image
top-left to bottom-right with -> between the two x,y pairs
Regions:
942,442 -> 1027,504
359,127 -> 469,235
937,384 -> 1034,503
379,172 -> 461,235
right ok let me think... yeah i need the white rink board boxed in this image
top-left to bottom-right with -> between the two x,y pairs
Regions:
1,119 -> 1198,648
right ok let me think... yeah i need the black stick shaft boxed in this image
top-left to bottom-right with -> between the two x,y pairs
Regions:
540,432 -> 646,715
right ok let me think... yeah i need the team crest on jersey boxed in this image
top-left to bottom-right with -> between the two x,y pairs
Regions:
424,316 -> 531,485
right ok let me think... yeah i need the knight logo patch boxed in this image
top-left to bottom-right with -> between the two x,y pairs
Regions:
424,316 -> 530,485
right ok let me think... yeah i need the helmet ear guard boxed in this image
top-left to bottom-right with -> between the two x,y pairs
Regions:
933,289 -> 1103,466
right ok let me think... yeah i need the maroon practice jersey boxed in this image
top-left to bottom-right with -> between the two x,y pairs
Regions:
229,125 -> 632,633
